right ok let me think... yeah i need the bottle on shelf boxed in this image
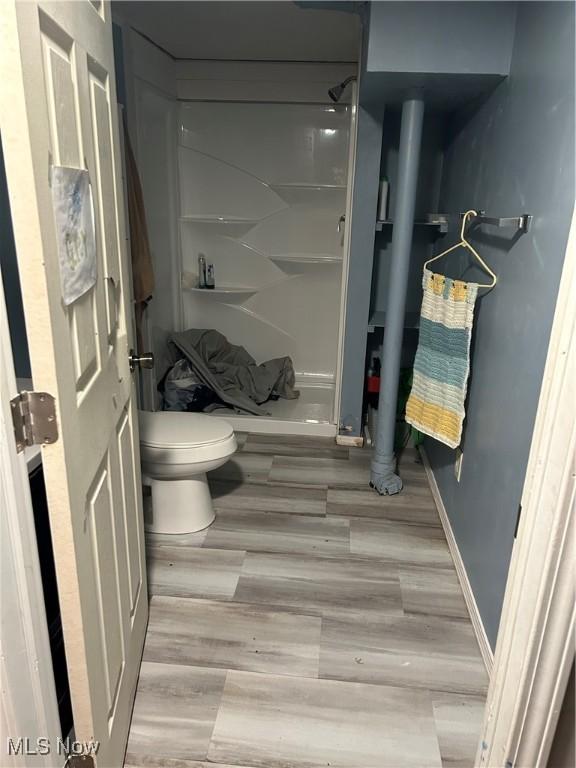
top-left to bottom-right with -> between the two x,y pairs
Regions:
198,254 -> 207,288
206,263 -> 215,289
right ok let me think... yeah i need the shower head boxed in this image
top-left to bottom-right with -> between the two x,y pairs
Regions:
328,75 -> 357,103
328,84 -> 345,102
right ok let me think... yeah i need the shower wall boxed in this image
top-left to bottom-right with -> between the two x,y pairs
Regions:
118,26 -> 356,422
178,101 -> 351,388
120,28 -> 180,405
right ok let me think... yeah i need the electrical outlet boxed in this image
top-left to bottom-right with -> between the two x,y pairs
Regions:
454,448 -> 464,482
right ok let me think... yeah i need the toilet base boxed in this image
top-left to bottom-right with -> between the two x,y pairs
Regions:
146,473 -> 216,534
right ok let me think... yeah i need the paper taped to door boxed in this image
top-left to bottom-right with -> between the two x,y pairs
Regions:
50,166 -> 97,306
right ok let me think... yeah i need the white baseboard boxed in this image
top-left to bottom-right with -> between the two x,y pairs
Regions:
419,446 -> 494,676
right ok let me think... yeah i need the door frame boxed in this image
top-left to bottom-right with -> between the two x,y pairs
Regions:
333,78 -> 359,431
0,274 -> 61,766
477,207 -> 576,767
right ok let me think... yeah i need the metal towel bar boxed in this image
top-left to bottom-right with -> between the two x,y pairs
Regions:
466,211 -> 533,233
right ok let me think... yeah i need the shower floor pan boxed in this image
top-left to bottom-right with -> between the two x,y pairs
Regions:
211,384 -> 336,437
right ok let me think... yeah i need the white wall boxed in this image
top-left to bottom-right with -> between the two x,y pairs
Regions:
178,100 -> 351,383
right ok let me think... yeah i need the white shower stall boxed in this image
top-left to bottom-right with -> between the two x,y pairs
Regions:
123,29 -> 356,436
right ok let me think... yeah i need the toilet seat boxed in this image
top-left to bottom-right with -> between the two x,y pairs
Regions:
139,410 -> 233,449
138,410 -> 237,534
139,411 -> 236,467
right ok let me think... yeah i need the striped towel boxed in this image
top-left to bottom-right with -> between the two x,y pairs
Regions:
406,269 -> 478,449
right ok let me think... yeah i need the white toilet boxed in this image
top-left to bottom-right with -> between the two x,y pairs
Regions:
139,411 -> 237,534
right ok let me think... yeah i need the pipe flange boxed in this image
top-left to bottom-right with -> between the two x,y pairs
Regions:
370,472 -> 403,496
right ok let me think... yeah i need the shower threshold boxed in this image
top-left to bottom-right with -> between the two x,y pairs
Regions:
210,384 -> 337,437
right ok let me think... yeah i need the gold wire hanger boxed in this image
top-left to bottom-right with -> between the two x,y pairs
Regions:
423,209 -> 497,289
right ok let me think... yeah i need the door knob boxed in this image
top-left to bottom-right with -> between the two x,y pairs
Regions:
129,350 -> 154,372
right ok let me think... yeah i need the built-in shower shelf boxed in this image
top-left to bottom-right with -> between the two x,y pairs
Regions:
180,215 -> 260,238
180,215 -> 259,225
270,253 -> 342,266
269,183 -> 346,191
182,284 -> 257,302
269,184 -> 347,205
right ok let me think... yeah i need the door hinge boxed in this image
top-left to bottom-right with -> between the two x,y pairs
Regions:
514,502 -> 522,538
10,391 -> 58,452
65,756 -> 95,768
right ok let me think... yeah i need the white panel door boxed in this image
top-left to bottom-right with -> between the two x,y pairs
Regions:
0,2 -> 148,765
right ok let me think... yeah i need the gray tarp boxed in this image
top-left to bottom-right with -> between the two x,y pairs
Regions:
168,329 -> 299,415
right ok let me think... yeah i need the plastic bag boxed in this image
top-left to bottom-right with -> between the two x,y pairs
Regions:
162,358 -> 220,412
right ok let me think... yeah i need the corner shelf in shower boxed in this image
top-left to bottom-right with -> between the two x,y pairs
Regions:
182,284 -> 257,303
269,183 -> 347,205
179,215 -> 259,237
269,183 -> 347,189
270,253 -> 342,267
180,215 -> 259,224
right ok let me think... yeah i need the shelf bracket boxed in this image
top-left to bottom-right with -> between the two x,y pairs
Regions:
468,211 -> 533,234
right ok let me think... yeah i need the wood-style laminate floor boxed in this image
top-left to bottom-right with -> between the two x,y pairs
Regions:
125,434 -> 488,768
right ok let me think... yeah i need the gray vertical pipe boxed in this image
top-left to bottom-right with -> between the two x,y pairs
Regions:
370,96 -> 424,495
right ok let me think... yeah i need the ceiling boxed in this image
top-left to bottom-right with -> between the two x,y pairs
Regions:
113,1 -> 361,62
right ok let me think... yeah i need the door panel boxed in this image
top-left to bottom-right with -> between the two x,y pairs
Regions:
117,407 -> 144,613
87,453 -> 124,717
91,72 -> 122,345
0,2 -> 148,765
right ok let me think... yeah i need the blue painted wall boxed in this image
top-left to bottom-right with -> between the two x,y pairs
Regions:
426,1 -> 575,649
366,2 -> 515,77
338,1 -> 516,438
